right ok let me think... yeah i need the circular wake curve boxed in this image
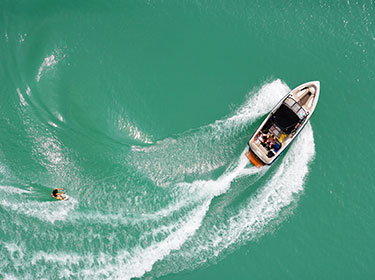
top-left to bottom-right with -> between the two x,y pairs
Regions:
0,79 -> 315,280
129,79 -> 290,187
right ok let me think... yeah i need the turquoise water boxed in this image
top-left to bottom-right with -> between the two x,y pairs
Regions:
1,1 -> 375,279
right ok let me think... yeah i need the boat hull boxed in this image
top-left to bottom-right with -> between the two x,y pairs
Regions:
245,149 -> 265,168
247,81 -> 320,167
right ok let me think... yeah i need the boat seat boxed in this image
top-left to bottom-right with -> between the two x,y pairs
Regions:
295,88 -> 308,99
273,140 -> 281,153
299,92 -> 312,106
306,95 -> 314,108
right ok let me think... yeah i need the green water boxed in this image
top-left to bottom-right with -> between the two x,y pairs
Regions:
1,1 -> 374,279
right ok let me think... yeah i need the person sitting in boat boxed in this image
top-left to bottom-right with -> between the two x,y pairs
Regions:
51,188 -> 65,199
255,131 -> 267,144
261,132 -> 270,147
264,133 -> 273,149
268,135 -> 276,150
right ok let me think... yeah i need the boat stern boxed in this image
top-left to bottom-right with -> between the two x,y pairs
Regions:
245,148 -> 265,168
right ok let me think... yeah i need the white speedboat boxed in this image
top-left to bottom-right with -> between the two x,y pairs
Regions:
246,81 -> 320,167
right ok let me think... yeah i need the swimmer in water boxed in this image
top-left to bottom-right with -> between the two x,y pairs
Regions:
51,188 -> 65,199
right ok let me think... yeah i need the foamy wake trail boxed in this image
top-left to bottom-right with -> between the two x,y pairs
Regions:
129,79 -> 289,186
106,79 -> 314,279
95,79 -> 298,279
221,124 -> 315,248
153,124 -> 315,277
1,80 -> 315,280
55,147 -> 260,280
28,80 -> 289,279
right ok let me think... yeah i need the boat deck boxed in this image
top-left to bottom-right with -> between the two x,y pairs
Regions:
247,81 -> 320,167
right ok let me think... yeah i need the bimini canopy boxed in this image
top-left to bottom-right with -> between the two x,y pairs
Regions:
284,97 -> 307,119
272,104 -> 301,133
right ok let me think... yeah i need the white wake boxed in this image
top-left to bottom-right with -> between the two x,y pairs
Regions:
0,79 -> 316,280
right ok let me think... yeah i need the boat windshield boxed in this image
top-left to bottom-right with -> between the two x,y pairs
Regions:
272,104 -> 300,133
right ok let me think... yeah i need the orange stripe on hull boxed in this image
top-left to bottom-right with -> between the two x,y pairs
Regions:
245,149 -> 265,168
